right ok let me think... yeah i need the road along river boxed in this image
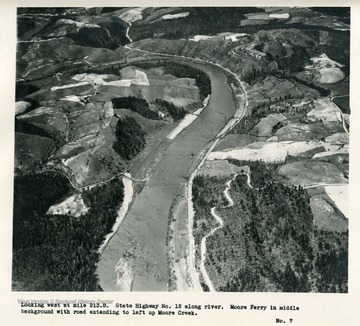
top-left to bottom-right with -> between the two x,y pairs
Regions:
96,60 -> 239,291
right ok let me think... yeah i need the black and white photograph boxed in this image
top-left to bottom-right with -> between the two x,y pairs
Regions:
12,6 -> 350,292
1,1 -> 359,325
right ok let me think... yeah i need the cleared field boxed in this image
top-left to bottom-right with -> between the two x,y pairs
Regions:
319,68 -> 345,84
72,71 -> 150,87
279,160 -> 347,186
190,35 -> 214,42
162,12 -> 190,20
251,113 -> 285,137
224,33 -> 249,42
15,101 -> 31,115
310,194 -> 348,232
119,8 -> 144,23
208,140 -> 324,163
198,160 -> 247,178
307,98 -> 342,122
302,53 -> 345,84
47,193 -> 89,217
325,185 -> 348,219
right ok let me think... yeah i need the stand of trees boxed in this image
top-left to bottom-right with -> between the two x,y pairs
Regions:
112,96 -> 160,120
113,116 -> 146,160
154,99 -> 187,121
12,171 -> 124,291
192,161 -> 348,292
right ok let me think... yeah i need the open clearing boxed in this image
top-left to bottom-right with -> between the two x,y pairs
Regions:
162,12 -> 189,20
47,193 -> 89,217
224,33 -> 249,42
324,184 -> 349,219
307,98 -> 342,122
119,8 -> 144,23
15,101 -> 31,115
303,53 -> 345,84
190,35 -> 214,42
208,140 -> 324,163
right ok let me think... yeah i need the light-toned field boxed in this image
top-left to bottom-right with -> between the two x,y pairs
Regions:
307,98 -> 342,122
269,13 -> 290,19
47,193 -> 89,217
325,184 -> 349,218
162,12 -> 189,20
56,18 -> 101,29
224,33 -> 249,42
319,68 -> 345,84
60,95 -> 84,103
306,53 -> 344,69
113,257 -> 135,291
189,35 -> 214,42
119,8 -> 144,23
208,140 -> 324,163
72,71 -> 150,87
15,101 -> 31,115
302,53 -> 345,84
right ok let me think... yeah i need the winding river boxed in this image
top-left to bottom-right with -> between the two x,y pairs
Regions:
96,59 -> 242,291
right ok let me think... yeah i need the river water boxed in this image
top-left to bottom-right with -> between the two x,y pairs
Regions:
96,61 -> 237,291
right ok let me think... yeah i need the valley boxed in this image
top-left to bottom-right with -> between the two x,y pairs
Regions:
13,6 -> 349,292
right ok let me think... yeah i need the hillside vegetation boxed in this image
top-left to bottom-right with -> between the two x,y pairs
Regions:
13,172 -> 124,291
192,162 -> 348,292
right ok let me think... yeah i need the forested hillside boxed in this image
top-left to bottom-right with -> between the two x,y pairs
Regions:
12,172 -> 124,291
192,161 -> 348,292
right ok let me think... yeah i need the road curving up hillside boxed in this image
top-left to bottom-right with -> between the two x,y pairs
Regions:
96,59 -> 239,291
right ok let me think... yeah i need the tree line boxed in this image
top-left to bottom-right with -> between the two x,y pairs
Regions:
12,171 -> 124,291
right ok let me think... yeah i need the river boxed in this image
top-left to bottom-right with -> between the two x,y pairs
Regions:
96,60 -> 238,291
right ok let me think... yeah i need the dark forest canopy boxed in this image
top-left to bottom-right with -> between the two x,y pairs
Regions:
12,172 -> 124,291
